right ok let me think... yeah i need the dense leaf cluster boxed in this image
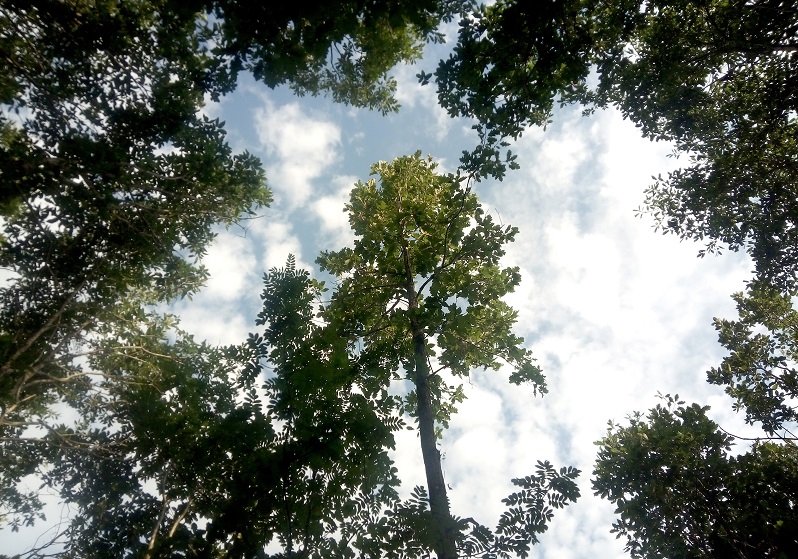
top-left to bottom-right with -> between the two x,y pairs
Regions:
594,396 -> 798,559
431,0 -> 798,287
709,283 -> 798,434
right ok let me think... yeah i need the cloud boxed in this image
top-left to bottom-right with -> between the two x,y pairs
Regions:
258,218 -> 308,272
309,175 -> 358,250
393,56 -> 457,143
254,100 -> 341,208
171,228 -> 261,346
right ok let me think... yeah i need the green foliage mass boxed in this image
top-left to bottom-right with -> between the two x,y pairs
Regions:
1,3 -> 272,529
594,395 -> 798,559
0,0 -> 464,554
708,283 -> 798,434
315,153 -> 576,559
11,0 -> 798,557
594,283 -> 798,559
318,153 -> 545,401
0,0 -> 464,425
432,0 -> 798,287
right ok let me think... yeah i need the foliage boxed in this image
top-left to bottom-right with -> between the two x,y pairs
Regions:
318,152 -> 546,398
708,282 -> 798,435
459,461 -> 581,559
1,299 -> 276,558
594,282 -> 798,558
593,395 -> 798,559
0,0 -> 471,423
1,268 -> 402,558
431,0 -> 798,286
0,0 -> 465,552
200,0 -> 464,114
433,0 -> 594,180
245,256 -> 405,559
0,0 -> 270,451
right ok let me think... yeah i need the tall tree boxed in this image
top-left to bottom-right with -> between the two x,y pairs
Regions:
316,153 -> 579,559
0,271 -> 403,558
432,0 -> 798,286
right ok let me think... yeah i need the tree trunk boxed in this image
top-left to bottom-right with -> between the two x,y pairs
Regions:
401,225 -> 457,559
413,331 -> 458,559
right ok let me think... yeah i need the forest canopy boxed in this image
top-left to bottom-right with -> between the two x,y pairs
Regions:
2,0 -> 798,558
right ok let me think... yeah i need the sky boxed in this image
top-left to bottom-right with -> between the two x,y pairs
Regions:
167,43 -> 759,559
6,28 -> 764,559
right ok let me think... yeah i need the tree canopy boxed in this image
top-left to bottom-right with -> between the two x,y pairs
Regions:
593,282 -> 798,559
431,0 -> 798,286
0,0 -> 464,552
708,283 -> 798,435
593,395 -> 798,559
1,154 -> 580,558
316,153 -> 577,559
5,0 -> 798,557
1,0 -> 271,507
426,2 -> 798,555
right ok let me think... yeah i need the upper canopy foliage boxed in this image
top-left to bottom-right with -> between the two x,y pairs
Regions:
318,152 -> 545,401
7,0 -> 798,557
317,153 -> 575,559
432,0 -> 798,287
593,280 -> 798,559
594,395 -> 798,559
708,282 -> 798,436
0,0 -> 464,437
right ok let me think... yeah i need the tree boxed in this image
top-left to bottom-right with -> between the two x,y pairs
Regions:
0,0 -> 269,442
431,0 -> 798,287
241,256 -> 404,559
0,298 -> 276,557
593,395 -> 798,559
593,282 -> 798,559
315,153 -> 579,559
432,0 -> 595,180
194,0 -> 463,114
0,272 -> 404,558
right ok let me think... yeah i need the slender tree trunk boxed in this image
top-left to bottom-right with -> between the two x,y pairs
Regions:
400,216 -> 457,559
412,330 -> 458,559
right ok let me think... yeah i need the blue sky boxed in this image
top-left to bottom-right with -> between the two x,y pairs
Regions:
169,47 -> 759,558
7,28 -> 762,559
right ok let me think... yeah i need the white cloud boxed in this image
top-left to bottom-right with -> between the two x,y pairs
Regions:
201,231 -> 257,302
171,228 -> 260,346
259,218 -> 308,272
254,100 -> 341,208
310,175 -> 357,250
393,61 -> 456,143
